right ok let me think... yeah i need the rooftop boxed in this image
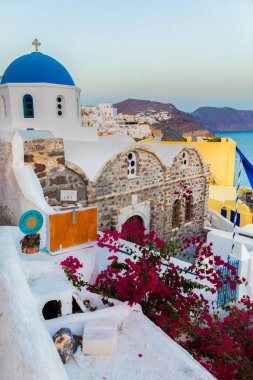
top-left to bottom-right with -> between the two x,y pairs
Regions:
0,226 -> 215,380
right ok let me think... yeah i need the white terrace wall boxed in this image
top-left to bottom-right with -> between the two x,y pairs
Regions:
208,209 -> 234,232
207,229 -> 253,300
0,227 -> 68,380
0,129 -> 53,228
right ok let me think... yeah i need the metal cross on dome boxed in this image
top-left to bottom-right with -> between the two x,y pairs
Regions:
32,38 -> 41,52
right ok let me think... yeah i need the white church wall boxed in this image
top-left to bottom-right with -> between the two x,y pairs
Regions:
0,86 -> 12,128
0,128 -> 54,233
0,83 -> 98,141
5,83 -> 80,131
12,131 -> 24,166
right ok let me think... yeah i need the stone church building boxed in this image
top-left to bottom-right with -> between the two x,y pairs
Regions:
0,43 -> 210,240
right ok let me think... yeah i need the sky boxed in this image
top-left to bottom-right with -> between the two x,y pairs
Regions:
1,0 -> 253,112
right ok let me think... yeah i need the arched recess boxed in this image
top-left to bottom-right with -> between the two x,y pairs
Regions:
183,147 -> 205,170
121,215 -> 144,243
93,143 -> 166,184
65,160 -> 90,185
185,195 -> 193,223
172,199 -> 181,228
63,160 -> 89,202
0,95 -> 6,119
117,203 -> 150,234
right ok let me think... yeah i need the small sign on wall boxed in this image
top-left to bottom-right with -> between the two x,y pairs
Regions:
60,190 -> 77,202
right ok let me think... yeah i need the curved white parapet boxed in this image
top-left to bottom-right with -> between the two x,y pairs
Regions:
13,165 -> 53,215
12,165 -> 54,247
208,209 -> 234,232
0,228 -> 68,380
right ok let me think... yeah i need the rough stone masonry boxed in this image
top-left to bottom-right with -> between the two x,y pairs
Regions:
23,138 -> 210,241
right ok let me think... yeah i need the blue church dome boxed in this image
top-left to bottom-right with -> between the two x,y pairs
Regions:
1,52 -> 75,86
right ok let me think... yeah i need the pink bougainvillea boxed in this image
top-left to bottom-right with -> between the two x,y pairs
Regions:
60,256 -> 87,290
91,220 -> 250,379
61,190 -> 252,379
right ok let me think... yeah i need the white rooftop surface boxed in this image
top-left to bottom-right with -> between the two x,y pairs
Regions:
17,129 -> 55,141
65,311 -> 215,380
207,228 -> 253,260
240,224 -> 253,234
0,226 -> 215,380
64,139 -> 134,181
64,137 -> 190,181
98,134 -> 135,143
146,142 -> 190,165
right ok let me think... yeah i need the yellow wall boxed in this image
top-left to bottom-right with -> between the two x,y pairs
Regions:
143,137 -> 236,187
208,198 -> 252,227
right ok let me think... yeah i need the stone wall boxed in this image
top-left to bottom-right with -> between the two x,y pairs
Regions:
163,148 -> 210,240
85,146 -> 210,241
21,139 -> 210,241
88,148 -> 165,237
24,138 -> 87,204
0,139 -> 19,225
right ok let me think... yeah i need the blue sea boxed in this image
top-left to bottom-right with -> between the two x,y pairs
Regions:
215,131 -> 253,188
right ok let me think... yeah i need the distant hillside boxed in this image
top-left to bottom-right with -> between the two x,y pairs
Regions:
113,98 -> 177,115
192,107 -> 253,131
113,99 -> 211,138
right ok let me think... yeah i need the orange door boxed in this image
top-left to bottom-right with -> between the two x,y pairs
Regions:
48,208 -> 97,252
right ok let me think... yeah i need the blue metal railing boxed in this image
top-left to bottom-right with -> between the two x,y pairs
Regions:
217,256 -> 239,308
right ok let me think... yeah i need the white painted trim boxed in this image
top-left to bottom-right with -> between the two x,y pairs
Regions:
46,241 -> 97,256
0,82 -> 81,92
117,202 -> 151,232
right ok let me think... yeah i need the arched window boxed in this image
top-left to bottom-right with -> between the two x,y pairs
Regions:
23,94 -> 34,118
179,151 -> 189,168
56,95 -> 65,117
0,95 -> 6,119
172,199 -> 181,228
127,151 -> 137,178
185,196 -> 193,223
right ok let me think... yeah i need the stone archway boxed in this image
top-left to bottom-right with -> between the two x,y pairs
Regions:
121,215 -> 144,244
117,202 -> 151,234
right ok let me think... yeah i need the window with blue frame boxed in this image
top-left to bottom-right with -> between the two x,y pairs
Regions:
23,94 -> 34,118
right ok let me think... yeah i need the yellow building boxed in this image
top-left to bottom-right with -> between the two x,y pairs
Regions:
142,136 -> 236,187
208,185 -> 252,226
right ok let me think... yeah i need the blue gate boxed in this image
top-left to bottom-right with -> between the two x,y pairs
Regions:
217,256 -> 239,308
